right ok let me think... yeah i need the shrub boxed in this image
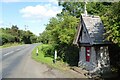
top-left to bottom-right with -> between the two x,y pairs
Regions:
1,33 -> 15,45
41,45 -> 55,58
55,44 -> 79,66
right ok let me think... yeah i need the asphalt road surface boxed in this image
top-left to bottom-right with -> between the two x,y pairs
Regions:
0,44 -> 87,78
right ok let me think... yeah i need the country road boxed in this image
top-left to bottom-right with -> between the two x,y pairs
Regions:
0,44 -> 87,79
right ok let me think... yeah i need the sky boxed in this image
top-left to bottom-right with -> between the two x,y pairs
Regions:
0,0 -> 63,36
0,0 -> 118,36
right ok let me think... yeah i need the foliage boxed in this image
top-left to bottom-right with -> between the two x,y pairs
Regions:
39,2 -> 120,68
41,44 -> 55,58
87,2 -> 112,16
32,44 -> 54,67
48,12 -> 79,45
0,25 -> 38,45
58,1 -> 84,18
32,44 -> 69,70
39,12 -> 79,66
0,32 -> 15,45
58,1 -> 120,75
38,31 -> 50,44
58,2 -> 111,17
101,2 -> 120,46
59,1 -> 120,46
100,2 -> 120,76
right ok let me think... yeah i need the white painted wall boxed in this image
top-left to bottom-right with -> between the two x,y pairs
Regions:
78,47 -> 86,69
90,47 -> 97,67
79,47 -> 86,62
78,46 -> 110,72
90,46 -> 110,73
78,47 -> 97,71
98,46 -> 110,68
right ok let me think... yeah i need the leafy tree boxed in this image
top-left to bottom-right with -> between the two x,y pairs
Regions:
58,1 -> 84,18
87,2 -> 112,15
0,25 -> 38,45
22,30 -> 36,44
0,32 -> 15,45
101,2 -> 120,46
38,31 -> 50,44
39,12 -> 79,65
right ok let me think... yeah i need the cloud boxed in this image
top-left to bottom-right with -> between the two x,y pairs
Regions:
19,4 -> 62,21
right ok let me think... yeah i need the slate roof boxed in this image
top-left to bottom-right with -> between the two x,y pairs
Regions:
73,14 -> 110,46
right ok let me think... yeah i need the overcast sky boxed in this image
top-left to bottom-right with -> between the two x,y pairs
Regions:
0,0 -> 62,36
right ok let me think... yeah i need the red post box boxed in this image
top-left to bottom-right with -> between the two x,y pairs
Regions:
86,47 -> 91,62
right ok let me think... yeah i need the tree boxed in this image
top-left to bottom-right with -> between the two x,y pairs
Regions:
58,1 -> 84,18
101,2 -> 120,46
38,31 -> 50,44
0,25 -> 38,45
39,12 -> 79,65
87,2 -> 112,15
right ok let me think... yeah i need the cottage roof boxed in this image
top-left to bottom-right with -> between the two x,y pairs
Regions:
73,14 -> 110,46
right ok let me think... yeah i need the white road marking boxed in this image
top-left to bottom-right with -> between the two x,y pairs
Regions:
3,51 -> 14,56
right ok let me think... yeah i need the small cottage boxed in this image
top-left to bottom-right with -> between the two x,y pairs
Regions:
73,5 -> 111,72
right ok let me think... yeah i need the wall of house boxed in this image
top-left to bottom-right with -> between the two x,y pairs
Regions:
90,47 -> 97,65
96,46 -> 110,72
78,47 -> 97,71
78,46 -> 110,72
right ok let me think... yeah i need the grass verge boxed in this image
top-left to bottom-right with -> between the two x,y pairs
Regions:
0,43 -> 23,48
32,44 -> 70,71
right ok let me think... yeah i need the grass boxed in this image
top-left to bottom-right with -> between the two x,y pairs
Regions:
32,44 -> 70,71
0,42 -> 23,48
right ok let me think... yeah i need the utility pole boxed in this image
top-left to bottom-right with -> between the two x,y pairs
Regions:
24,25 -> 28,31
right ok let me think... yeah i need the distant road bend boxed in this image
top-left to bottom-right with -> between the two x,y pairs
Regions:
0,44 -> 87,78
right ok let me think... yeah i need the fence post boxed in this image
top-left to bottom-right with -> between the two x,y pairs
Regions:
53,50 -> 57,63
36,48 -> 38,56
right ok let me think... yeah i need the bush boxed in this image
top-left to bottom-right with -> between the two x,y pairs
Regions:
59,45 -> 79,66
0,33 -> 15,45
41,45 -> 55,58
